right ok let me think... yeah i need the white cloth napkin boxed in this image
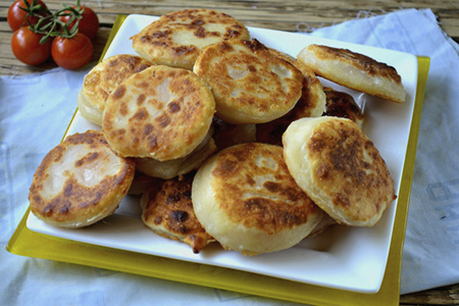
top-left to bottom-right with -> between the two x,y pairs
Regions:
1,8 -> 458,305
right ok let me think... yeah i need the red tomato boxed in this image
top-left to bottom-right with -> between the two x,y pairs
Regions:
51,33 -> 93,70
11,26 -> 51,65
7,0 -> 48,31
61,6 -> 99,40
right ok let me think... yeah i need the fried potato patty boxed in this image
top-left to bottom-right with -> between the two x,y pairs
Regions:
29,130 -> 135,228
192,142 -> 323,255
102,65 -> 215,160
194,39 -> 303,124
131,9 -> 250,69
79,54 -> 151,125
283,117 -> 395,226
297,44 -> 406,103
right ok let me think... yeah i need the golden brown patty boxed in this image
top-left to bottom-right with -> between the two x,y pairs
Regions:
255,77 -> 326,145
102,65 -> 215,160
283,117 -> 396,226
255,73 -> 327,146
79,54 -> 151,125
141,174 -> 214,253
297,44 -> 406,103
192,143 -> 324,255
131,9 -> 250,69
268,48 -> 326,118
29,130 -> 135,228
323,87 -> 364,127
194,39 -> 303,124
255,49 -> 326,145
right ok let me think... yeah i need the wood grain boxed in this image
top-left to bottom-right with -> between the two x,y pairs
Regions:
401,283 -> 459,305
1,0 -> 458,75
1,1 -> 459,304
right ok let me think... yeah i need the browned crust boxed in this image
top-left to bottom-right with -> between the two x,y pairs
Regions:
28,130 -> 135,226
194,40 -> 303,123
256,50 -> 325,145
131,9 -> 250,69
82,54 -> 151,112
211,143 -> 321,234
256,75 -> 324,145
323,87 -> 364,125
307,119 -> 395,223
102,65 -> 215,160
310,45 -> 401,83
142,174 -> 214,253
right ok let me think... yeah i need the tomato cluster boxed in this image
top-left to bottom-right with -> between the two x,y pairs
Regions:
8,0 -> 99,70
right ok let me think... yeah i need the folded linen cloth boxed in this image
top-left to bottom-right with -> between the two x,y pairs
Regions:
1,8 -> 458,305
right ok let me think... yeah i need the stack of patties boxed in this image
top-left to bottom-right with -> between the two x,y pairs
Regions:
100,64 -> 218,251
79,54 -> 152,125
256,48 -> 371,146
270,44 -> 404,230
102,65 -> 216,177
40,7 -> 404,254
190,42 -> 403,252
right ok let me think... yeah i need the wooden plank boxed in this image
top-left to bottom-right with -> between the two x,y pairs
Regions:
400,283 -> 459,305
1,0 -> 458,37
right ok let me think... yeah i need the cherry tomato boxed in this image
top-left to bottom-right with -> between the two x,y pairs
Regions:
11,26 -> 51,65
61,6 -> 99,40
51,33 -> 93,70
7,0 -> 48,31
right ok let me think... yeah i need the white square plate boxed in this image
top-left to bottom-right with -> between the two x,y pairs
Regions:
26,14 -> 418,293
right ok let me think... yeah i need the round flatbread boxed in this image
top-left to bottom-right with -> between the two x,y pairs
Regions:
297,44 -> 406,103
29,130 -> 135,228
282,116 -> 396,226
192,142 -> 323,255
194,39 -> 303,124
131,9 -> 250,69
79,54 -> 151,125
102,65 -> 215,161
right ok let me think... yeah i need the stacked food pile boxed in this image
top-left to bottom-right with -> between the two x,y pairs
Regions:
28,9 -> 404,255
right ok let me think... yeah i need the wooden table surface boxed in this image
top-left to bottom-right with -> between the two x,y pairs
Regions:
1,0 -> 458,304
